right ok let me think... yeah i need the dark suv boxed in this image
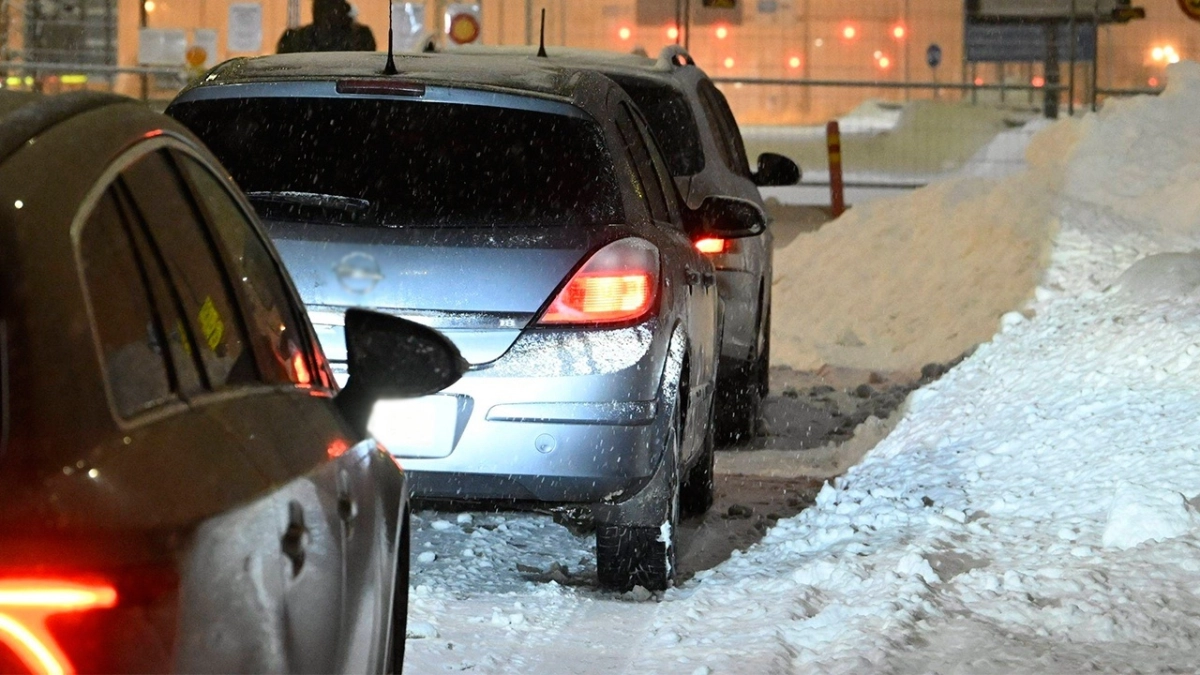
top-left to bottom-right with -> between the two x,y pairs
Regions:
445,45 -> 802,443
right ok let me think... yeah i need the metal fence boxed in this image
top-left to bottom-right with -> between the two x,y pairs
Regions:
0,0 -> 1184,183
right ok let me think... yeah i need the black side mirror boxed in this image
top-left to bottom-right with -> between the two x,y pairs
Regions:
334,308 -> 468,435
753,152 -> 801,187
686,195 -> 767,238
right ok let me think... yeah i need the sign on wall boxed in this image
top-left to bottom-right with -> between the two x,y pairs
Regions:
227,3 -> 263,53
443,3 -> 480,46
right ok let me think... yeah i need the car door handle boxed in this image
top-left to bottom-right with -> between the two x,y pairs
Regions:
701,271 -> 716,287
281,500 -> 308,578
685,268 -> 703,286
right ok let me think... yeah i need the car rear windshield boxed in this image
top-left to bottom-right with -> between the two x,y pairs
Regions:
170,96 -> 623,228
610,76 -> 704,177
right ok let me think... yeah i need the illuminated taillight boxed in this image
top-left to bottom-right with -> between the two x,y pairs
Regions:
538,238 -> 659,326
694,237 -> 728,255
0,579 -> 117,675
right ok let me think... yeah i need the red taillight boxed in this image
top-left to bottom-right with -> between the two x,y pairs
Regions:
694,237 -> 727,254
538,238 -> 659,326
0,579 -> 117,675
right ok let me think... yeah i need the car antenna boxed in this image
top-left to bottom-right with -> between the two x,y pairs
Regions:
536,8 -> 547,57
382,5 -> 398,75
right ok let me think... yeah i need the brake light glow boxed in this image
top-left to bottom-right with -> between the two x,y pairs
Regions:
694,238 -> 728,255
0,579 -> 117,675
538,238 -> 659,326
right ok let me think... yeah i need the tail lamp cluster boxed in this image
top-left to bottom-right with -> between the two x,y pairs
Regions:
0,579 -> 117,675
538,238 -> 660,326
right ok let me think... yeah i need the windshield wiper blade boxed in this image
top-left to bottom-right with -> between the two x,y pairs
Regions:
245,191 -> 371,213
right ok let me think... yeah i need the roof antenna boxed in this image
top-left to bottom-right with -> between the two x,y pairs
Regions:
383,5 -> 398,75
536,8 -> 547,57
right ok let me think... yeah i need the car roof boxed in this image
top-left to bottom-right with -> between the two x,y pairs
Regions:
0,90 -> 131,164
440,45 -> 699,84
193,50 -> 627,102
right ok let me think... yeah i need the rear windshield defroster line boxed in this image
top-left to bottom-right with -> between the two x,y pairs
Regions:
171,97 -> 624,229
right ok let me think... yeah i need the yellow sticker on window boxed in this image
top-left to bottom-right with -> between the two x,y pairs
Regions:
198,296 -> 225,352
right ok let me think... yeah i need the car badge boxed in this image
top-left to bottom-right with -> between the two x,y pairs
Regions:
334,252 -> 384,294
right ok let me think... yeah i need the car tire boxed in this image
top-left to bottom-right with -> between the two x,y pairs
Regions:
716,307 -> 769,446
595,401 -> 681,592
385,509 -> 410,674
680,413 -> 715,517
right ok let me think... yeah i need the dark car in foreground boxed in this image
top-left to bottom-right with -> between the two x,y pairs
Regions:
0,90 -> 465,673
441,45 -> 802,443
167,52 -> 765,590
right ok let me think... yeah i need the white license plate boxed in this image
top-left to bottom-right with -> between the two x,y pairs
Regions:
367,395 -> 460,459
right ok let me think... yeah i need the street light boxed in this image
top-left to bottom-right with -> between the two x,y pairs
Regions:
618,26 -> 631,41
841,24 -> 857,41
892,24 -> 906,39
715,25 -> 729,40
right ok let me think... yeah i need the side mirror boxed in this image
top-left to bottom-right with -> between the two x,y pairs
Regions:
334,308 -> 468,435
753,152 -> 801,187
686,195 -> 767,238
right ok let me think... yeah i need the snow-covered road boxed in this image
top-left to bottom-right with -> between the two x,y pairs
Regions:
404,61 -> 1200,675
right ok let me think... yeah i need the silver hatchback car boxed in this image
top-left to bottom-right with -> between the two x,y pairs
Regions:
168,52 -> 766,590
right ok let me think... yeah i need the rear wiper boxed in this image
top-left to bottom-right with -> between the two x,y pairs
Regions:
245,191 -> 371,214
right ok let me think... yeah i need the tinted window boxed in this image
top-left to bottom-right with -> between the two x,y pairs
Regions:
615,104 -> 671,223
611,76 -> 705,177
171,98 -> 623,228
121,152 -> 256,389
177,154 -> 322,389
80,190 -> 176,417
697,80 -> 752,179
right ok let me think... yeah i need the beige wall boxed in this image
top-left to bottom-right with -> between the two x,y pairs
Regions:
103,0 -> 1198,121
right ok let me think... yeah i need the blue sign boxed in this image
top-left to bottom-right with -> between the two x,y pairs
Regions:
926,44 -> 943,68
964,22 -> 1097,63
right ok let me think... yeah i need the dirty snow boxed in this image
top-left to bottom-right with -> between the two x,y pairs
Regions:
405,61 -> 1200,674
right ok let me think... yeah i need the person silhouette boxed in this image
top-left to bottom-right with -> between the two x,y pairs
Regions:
276,0 -> 375,53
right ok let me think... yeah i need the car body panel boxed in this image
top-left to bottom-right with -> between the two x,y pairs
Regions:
0,92 -> 407,673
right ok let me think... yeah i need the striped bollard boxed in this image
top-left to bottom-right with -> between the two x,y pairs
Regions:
826,120 -> 845,218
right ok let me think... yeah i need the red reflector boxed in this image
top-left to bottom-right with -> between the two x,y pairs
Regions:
0,579 -> 117,675
336,79 -> 426,96
694,237 -> 727,254
538,238 -> 659,326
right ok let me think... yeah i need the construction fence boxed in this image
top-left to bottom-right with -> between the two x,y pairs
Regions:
0,0 -> 1190,178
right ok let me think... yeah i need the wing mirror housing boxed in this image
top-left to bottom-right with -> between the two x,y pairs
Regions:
685,195 -> 767,239
334,308 -> 468,435
753,152 -> 801,187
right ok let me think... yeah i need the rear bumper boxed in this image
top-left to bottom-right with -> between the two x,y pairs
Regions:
349,319 -> 672,504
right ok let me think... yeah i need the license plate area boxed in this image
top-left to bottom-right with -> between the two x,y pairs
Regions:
368,395 -> 460,459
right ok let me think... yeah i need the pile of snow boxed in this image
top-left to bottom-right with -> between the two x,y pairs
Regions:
404,61 -> 1200,674
770,117 -> 1071,371
743,99 -> 1036,182
622,60 -> 1200,672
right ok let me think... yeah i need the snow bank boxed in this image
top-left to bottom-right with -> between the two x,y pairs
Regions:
770,118 -> 1069,371
631,60 -> 1200,673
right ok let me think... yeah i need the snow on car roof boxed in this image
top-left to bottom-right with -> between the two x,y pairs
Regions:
195,50 -> 621,102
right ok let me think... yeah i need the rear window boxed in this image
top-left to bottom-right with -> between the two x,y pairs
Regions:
170,97 -> 622,228
611,76 -> 704,177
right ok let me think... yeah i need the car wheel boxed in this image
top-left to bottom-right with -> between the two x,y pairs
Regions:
595,400 -> 681,592
757,309 -> 771,398
385,509 -> 410,674
716,307 -> 769,446
680,412 -> 715,517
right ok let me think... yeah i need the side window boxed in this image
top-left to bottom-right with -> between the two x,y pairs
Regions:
697,80 -> 753,179
615,103 -> 671,223
79,190 -> 176,417
121,151 -> 256,389
176,153 -> 322,389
